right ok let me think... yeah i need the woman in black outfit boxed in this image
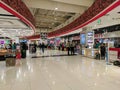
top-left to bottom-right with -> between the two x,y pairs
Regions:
21,42 -> 27,58
100,43 -> 106,59
41,42 -> 45,53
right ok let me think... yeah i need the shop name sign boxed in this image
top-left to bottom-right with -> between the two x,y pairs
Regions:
73,36 -> 80,40
87,31 -> 94,45
95,31 -> 120,39
94,34 -> 103,39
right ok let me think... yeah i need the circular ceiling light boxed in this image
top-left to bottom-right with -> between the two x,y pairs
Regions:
55,7 -> 58,10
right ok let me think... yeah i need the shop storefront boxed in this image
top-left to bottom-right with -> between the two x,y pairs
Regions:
81,24 -> 120,60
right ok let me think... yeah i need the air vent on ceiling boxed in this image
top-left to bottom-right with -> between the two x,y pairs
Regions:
0,20 -> 14,25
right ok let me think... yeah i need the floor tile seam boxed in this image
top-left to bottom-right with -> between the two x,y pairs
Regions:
41,69 -> 73,90
39,65 -> 75,86
40,71 -> 52,90
27,73 -> 32,90
48,64 -> 109,85
42,64 -> 91,85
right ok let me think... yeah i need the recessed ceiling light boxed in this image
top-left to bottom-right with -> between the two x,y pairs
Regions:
55,7 -> 58,10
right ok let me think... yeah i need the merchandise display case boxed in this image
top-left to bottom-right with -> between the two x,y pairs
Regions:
109,48 -> 120,62
0,49 -> 7,55
82,48 -> 99,58
0,49 -> 7,61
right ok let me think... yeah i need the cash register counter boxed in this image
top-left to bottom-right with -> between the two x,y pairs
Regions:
0,49 -> 7,61
82,48 -> 99,58
109,48 -> 120,62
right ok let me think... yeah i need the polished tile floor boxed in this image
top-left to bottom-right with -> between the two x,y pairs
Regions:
0,50 -> 120,90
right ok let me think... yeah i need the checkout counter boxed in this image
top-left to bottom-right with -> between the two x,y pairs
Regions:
109,48 -> 120,62
82,48 -> 99,58
0,49 -> 7,61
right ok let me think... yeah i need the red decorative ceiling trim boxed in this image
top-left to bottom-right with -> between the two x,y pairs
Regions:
62,0 -> 120,35
26,35 -> 40,40
48,0 -> 119,37
1,0 -> 35,26
0,1 -> 35,32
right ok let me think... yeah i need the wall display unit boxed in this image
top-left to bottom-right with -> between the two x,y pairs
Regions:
109,48 -> 120,62
0,40 -> 4,44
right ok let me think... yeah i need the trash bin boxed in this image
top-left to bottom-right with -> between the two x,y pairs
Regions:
6,55 -> 16,67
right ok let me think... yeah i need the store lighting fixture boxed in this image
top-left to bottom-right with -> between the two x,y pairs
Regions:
55,7 -> 58,10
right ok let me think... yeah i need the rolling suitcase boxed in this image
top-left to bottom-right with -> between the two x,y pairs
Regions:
6,56 -> 16,67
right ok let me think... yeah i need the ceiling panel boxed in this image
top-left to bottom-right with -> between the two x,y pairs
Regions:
0,7 -> 12,15
23,0 -> 95,34
51,0 -> 94,7
86,6 -> 120,29
33,8 -> 77,32
23,0 -> 87,13
0,7 -> 34,38
0,19 -> 28,28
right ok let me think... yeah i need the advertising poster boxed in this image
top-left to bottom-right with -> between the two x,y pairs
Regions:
87,31 -> 94,45
80,34 -> 86,45
0,40 -> 4,44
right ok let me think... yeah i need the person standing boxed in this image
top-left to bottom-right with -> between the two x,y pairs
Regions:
70,41 -> 75,55
7,43 -> 12,52
105,43 -> 111,65
39,43 -> 41,50
21,42 -> 27,58
100,43 -> 106,59
41,42 -> 45,53
12,43 -> 16,52
76,44 -> 80,54
33,42 -> 37,53
66,41 -> 70,55
100,43 -> 103,59
62,43 -> 64,51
